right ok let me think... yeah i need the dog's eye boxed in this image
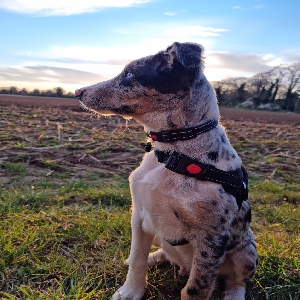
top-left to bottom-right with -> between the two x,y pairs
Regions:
125,71 -> 134,78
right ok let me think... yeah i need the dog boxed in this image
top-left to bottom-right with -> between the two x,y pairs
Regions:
75,42 -> 258,300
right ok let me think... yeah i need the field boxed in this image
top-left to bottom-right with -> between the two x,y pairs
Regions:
0,95 -> 299,299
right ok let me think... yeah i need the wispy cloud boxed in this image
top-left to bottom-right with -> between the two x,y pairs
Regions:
254,4 -> 266,9
163,25 -> 229,38
0,0 -> 151,16
164,12 -> 176,16
206,52 -> 281,73
232,4 -> 266,11
0,65 -> 105,85
231,6 -> 248,10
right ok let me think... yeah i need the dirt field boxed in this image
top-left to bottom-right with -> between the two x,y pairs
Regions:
0,94 -> 299,188
1,94 -> 299,124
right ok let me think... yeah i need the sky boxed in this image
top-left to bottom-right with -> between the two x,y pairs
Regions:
0,0 -> 299,93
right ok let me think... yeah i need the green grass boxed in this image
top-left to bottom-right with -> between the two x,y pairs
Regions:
0,107 -> 299,299
0,177 -> 299,299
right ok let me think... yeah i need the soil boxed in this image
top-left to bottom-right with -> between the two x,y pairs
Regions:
1,94 -> 299,124
0,94 -> 299,188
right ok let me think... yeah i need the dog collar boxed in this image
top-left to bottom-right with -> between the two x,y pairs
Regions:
154,150 -> 248,210
148,119 -> 218,143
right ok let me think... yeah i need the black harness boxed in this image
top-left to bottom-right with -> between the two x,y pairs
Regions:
154,150 -> 248,209
146,119 -> 249,246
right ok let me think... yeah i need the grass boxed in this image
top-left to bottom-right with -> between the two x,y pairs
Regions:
0,105 -> 299,299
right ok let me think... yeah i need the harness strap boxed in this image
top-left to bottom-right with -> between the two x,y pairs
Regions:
155,150 -> 248,210
148,119 -> 218,143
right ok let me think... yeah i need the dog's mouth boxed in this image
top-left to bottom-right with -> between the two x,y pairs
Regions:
79,100 -> 115,117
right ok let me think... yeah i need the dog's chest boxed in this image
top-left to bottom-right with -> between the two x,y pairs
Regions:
130,153 -> 192,239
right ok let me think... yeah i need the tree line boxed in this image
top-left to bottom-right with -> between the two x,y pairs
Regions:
1,62 -> 300,112
0,87 -> 75,98
213,62 -> 300,113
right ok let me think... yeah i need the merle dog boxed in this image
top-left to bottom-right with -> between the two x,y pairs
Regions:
75,42 -> 258,300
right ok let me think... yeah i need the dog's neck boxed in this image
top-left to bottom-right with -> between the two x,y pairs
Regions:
135,74 -> 242,171
138,74 -> 220,132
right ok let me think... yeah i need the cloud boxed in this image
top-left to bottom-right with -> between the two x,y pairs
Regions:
206,52 -> 281,74
163,25 -> 229,38
280,50 -> 300,63
0,0 -> 151,16
231,6 -> 248,10
231,4 -> 266,11
164,12 -> 176,16
254,4 -> 266,9
0,65 -> 105,85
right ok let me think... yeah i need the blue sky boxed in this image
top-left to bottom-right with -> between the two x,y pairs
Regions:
0,0 -> 299,92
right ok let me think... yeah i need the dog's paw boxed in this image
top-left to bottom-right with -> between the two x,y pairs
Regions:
112,283 -> 146,300
112,280 -> 147,300
147,248 -> 166,267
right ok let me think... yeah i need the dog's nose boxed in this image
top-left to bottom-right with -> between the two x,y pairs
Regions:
75,89 -> 83,98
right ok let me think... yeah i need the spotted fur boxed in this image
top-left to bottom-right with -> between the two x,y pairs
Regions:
76,42 -> 258,300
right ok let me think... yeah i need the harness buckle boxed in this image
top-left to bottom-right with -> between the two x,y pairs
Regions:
165,152 -> 183,171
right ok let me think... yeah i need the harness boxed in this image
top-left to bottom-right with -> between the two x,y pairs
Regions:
146,119 -> 249,246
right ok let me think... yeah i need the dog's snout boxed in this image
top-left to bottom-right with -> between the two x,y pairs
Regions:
75,88 -> 84,98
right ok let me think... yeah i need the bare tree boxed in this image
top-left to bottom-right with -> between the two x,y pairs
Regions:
282,63 -> 300,111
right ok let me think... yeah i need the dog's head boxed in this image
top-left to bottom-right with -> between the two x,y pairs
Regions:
75,42 -> 218,128
76,42 -> 206,119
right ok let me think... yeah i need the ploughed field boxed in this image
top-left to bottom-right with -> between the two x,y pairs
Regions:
0,95 -> 299,299
1,95 -> 299,184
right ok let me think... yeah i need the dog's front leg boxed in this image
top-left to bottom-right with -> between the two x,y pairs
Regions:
112,211 -> 154,300
181,230 -> 230,300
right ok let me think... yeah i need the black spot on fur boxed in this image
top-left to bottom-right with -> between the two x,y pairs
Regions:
221,149 -> 231,161
167,115 -> 177,128
132,53 -> 197,94
226,242 -> 236,251
245,264 -> 255,271
187,287 -> 198,296
244,208 -> 252,223
218,187 -> 225,195
211,200 -> 217,206
220,217 -> 226,224
213,234 -> 229,258
201,251 -> 209,258
224,209 -> 229,214
231,218 -> 238,227
208,151 -> 219,162
196,278 -> 209,289
174,211 -> 179,218
205,234 -> 214,242
221,134 -> 226,144
111,105 -> 138,115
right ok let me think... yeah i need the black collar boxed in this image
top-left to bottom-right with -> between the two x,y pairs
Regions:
148,119 -> 218,143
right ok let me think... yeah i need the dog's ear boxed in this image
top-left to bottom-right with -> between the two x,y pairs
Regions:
166,42 -> 203,69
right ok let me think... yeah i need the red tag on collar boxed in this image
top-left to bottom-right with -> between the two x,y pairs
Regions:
187,164 -> 201,174
151,134 -> 158,141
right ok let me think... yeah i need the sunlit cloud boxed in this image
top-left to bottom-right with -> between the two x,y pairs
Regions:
0,0 -> 151,16
0,65 -> 106,91
163,25 -> 229,38
231,6 -> 248,10
205,51 -> 281,80
164,12 -> 176,16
